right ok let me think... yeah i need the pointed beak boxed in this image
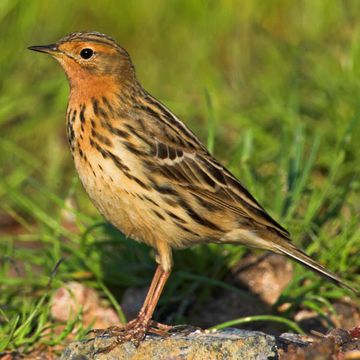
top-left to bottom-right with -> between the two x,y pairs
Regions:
28,44 -> 59,55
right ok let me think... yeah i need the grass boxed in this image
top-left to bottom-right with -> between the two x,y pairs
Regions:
0,0 -> 359,355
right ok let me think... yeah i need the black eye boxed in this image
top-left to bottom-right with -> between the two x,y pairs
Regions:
80,48 -> 94,59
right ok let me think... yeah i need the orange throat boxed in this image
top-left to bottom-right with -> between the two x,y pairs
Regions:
69,73 -> 119,104
58,57 -> 118,103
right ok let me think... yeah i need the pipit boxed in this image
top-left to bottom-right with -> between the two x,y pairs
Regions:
29,32 -> 356,351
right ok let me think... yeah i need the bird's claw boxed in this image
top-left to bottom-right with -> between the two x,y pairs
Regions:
90,318 -> 174,354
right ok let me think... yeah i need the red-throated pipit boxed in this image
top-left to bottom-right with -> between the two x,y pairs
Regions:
29,32 -> 356,352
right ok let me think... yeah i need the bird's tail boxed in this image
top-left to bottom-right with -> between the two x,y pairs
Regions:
273,237 -> 357,294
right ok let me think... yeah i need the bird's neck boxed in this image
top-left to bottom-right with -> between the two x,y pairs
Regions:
68,73 -> 143,109
66,75 -> 145,143
68,74 -> 114,103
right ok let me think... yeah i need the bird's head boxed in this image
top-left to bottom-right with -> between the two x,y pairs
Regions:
29,31 -> 137,92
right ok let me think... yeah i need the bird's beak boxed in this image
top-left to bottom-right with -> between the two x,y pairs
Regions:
28,44 -> 60,55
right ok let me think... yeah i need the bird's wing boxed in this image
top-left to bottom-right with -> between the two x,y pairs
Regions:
134,94 -> 290,238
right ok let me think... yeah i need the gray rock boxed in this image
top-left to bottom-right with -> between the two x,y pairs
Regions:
61,328 -> 277,360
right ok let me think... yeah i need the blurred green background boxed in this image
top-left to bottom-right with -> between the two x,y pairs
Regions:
0,0 -> 359,354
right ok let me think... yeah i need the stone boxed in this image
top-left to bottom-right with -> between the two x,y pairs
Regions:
120,287 -> 148,321
233,254 -> 293,305
60,328 -> 277,360
60,327 -> 360,359
51,282 -> 120,329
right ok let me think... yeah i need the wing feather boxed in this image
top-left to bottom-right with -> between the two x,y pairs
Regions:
134,94 -> 290,238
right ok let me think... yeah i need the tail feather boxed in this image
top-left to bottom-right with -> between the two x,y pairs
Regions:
274,240 -> 357,294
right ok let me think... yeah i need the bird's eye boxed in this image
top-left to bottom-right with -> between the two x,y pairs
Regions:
80,48 -> 94,59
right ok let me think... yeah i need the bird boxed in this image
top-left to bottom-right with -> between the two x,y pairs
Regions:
29,31 -> 356,351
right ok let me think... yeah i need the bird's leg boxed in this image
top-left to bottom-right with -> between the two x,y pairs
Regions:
91,265 -> 171,353
90,266 -> 163,336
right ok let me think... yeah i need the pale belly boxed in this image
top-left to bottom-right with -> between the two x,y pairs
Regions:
72,148 -> 183,250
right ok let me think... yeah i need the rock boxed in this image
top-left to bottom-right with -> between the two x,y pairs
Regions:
120,287 -> 148,321
51,282 -> 120,329
277,328 -> 360,359
61,327 -> 360,359
233,254 -> 293,305
332,301 -> 360,329
60,328 -> 277,360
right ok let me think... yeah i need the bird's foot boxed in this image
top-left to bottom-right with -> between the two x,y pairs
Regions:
89,317 -> 173,354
